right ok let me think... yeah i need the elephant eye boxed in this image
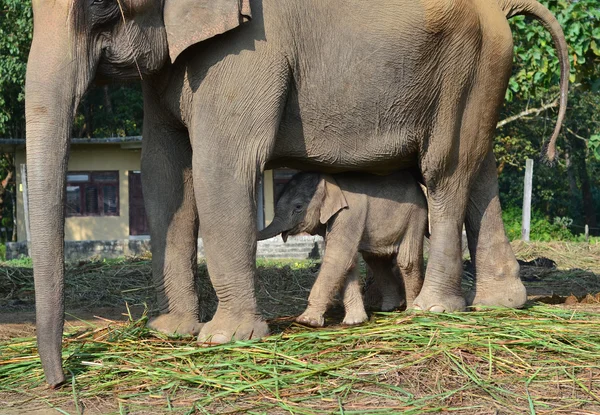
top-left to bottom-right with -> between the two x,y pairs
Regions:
294,204 -> 303,211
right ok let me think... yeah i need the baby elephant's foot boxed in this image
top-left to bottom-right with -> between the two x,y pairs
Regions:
380,293 -> 405,312
147,313 -> 204,336
342,309 -> 368,326
296,309 -> 325,327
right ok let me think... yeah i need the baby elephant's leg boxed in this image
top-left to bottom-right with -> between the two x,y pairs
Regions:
396,240 -> 425,308
341,266 -> 369,325
297,253 -> 361,327
363,255 -> 404,311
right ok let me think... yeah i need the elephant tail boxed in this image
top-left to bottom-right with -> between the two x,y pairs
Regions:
498,0 -> 569,163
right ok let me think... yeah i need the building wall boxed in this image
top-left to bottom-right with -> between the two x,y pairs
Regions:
16,144 -> 142,242
15,144 -> 279,242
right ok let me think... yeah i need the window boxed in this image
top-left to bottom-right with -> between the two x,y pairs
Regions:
273,168 -> 298,201
66,171 -> 119,217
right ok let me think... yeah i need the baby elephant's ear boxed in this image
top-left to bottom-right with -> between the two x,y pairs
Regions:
163,0 -> 252,63
319,175 -> 348,224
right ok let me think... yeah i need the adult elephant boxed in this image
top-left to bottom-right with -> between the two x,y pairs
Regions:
25,0 -> 568,387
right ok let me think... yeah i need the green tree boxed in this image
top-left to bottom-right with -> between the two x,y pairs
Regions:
0,0 -> 32,138
496,0 -> 600,237
0,0 -> 142,242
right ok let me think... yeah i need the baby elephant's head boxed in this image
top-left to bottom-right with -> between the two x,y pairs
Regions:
257,173 -> 347,242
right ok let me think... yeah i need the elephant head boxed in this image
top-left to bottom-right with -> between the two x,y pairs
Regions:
25,0 -> 251,388
258,173 -> 348,241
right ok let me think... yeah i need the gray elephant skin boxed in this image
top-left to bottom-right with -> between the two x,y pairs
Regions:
258,171 -> 428,327
25,0 -> 568,387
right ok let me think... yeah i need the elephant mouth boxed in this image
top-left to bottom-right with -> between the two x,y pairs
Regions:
282,231 -> 289,243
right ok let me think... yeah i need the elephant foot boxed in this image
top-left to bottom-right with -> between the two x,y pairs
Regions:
468,277 -> 527,309
147,313 -> 204,336
364,283 -> 404,311
413,289 -> 466,312
197,312 -> 269,344
363,284 -> 383,311
381,294 -> 405,312
296,309 -> 325,327
342,309 -> 368,326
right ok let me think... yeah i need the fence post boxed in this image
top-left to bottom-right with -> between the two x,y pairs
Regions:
521,159 -> 533,241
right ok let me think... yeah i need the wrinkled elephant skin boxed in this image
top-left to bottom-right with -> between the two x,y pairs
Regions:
25,0 -> 568,387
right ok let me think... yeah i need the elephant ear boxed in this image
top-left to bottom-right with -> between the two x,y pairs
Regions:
163,0 -> 252,63
319,175 -> 348,225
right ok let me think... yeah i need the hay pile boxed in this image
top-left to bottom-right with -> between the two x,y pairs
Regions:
1,242 -> 600,413
512,240 -> 600,273
1,307 -> 600,414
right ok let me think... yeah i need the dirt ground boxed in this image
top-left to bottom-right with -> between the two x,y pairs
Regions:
2,247 -> 599,341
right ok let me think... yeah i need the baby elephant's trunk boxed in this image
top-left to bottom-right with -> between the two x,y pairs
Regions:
257,218 -> 289,241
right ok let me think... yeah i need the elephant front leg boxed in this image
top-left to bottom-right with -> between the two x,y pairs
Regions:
193,159 -> 268,344
142,128 -> 203,336
297,256 -> 359,327
465,151 -> 526,308
297,225 -> 363,327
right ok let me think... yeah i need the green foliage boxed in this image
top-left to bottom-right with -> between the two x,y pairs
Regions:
497,0 -> 600,236
0,0 -> 32,138
1,254 -> 32,267
502,207 -> 587,241
497,90 -> 600,233
0,0 -> 142,139
589,134 -> 600,160
73,84 -> 143,138
506,0 -> 600,101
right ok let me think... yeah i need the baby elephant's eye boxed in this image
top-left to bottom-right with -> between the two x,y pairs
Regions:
294,204 -> 303,211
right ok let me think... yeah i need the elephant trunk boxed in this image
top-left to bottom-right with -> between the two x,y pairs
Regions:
25,3 -> 94,388
257,217 -> 290,242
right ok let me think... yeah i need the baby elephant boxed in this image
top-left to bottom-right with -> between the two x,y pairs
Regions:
257,171 -> 428,327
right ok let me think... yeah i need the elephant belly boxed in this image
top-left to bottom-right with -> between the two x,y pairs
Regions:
271,124 -> 422,173
271,57 -> 431,173
268,0 -> 440,173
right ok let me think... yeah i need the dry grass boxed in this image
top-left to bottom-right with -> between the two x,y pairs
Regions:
0,258 -> 320,322
512,240 -> 600,273
0,242 -> 599,414
2,307 -> 600,414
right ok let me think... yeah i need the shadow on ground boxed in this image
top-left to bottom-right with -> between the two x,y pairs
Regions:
1,241 -> 599,339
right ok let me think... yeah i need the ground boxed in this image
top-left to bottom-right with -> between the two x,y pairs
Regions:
0,242 -> 599,414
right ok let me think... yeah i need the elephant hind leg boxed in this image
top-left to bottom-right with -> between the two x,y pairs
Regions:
414,18 -> 515,313
341,263 -> 368,326
396,234 -> 425,309
465,151 -> 526,309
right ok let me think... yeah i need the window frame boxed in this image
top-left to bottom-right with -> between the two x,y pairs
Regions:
65,171 -> 120,217
273,168 -> 298,202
